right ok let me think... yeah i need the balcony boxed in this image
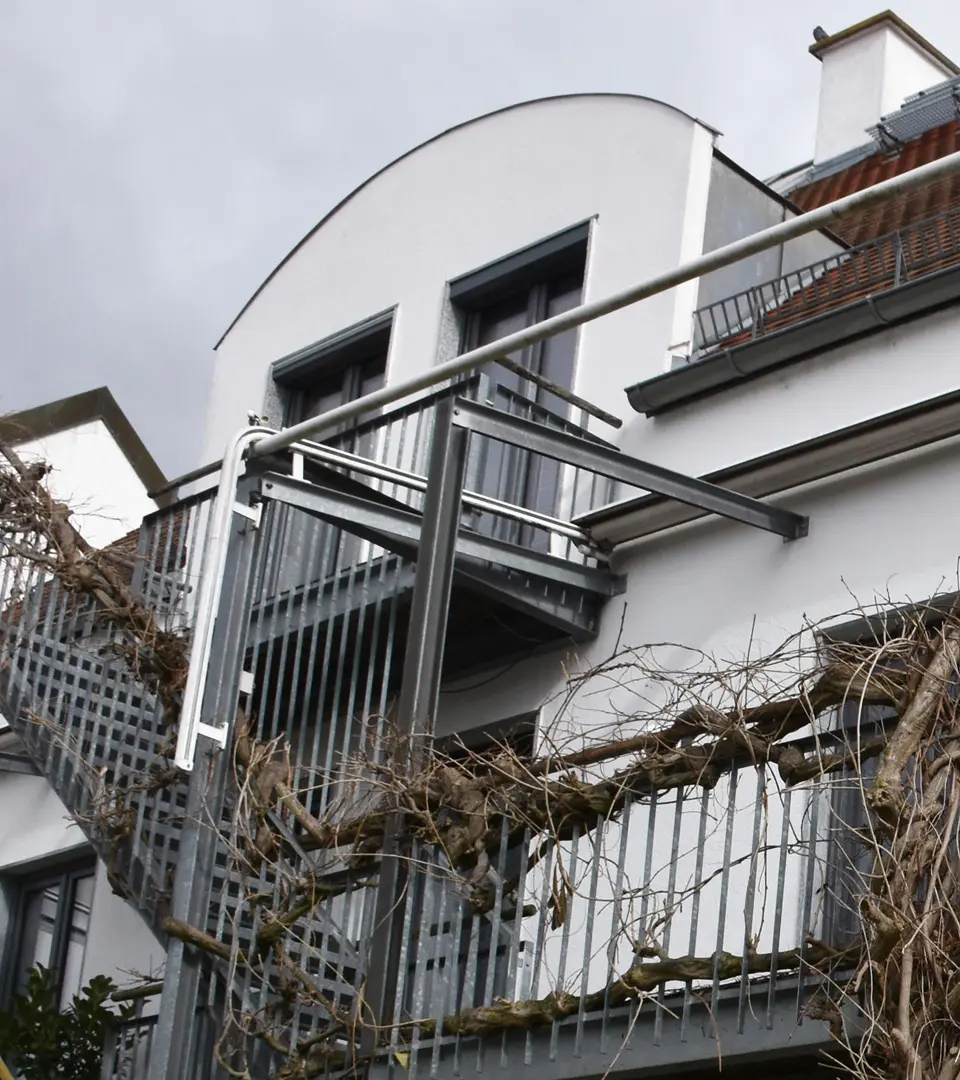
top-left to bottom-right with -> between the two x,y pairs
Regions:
628,201 -> 960,415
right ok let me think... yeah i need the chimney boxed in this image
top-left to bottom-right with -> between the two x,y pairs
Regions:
811,11 -> 958,164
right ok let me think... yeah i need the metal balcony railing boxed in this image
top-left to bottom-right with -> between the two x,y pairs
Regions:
691,203 -> 960,355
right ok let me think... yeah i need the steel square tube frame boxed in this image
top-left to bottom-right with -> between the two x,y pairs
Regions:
258,473 -> 621,594
448,397 -> 809,540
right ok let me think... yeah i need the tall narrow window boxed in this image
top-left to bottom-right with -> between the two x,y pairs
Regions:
5,859 -> 96,1008
270,312 -> 392,592
451,224 -> 587,547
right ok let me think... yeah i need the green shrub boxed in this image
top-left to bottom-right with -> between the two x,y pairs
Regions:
0,966 -> 135,1080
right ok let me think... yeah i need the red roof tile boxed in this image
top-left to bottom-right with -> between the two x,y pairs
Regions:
708,207 -> 960,351
788,121 -> 960,245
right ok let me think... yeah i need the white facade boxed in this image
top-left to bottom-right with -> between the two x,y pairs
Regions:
205,94 -> 719,464
14,418 -> 156,549
200,79 -> 960,992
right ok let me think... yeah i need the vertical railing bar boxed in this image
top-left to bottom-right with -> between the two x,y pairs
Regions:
263,569 -> 297,745
456,909 -> 483,1074
602,795 -> 632,1053
654,787 -> 684,1046
475,816 -> 512,1073
427,855 -> 454,1078
288,523 -> 334,794
766,784 -> 793,1028
681,789 -> 709,1040
797,778 -> 822,1020
336,546 -> 379,792
737,767 -> 766,1034
254,504 -> 290,748
575,815 -> 605,1056
308,525 -> 350,814
500,823 -> 534,1068
435,866 -> 467,1075
549,822 -> 580,1062
408,847 -> 436,1080
710,767 -> 739,1021
629,790 -> 658,1049
323,545 -> 367,801
524,841 -> 555,1066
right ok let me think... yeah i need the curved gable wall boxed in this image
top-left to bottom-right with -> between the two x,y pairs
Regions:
203,94 -> 715,463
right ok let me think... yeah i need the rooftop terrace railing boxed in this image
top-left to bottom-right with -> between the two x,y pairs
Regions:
691,202 -> 960,355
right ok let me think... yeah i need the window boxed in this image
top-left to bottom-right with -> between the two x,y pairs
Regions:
451,224 -> 588,546
274,312 -> 390,428
817,605 -> 960,946
3,858 -> 96,1008
269,312 -> 392,591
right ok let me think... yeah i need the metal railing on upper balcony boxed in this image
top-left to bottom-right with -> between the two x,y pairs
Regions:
690,202 -> 960,355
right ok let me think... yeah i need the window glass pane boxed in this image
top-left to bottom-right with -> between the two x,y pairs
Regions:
359,360 -> 386,398
475,294 -> 530,396
301,371 -> 346,423
16,882 -> 61,993
59,873 -> 94,1006
538,275 -> 582,416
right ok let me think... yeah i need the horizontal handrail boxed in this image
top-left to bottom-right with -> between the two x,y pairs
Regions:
288,438 -> 592,545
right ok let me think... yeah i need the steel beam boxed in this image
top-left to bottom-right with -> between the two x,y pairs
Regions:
360,397 -> 469,1057
259,473 -> 620,595
449,397 -> 809,540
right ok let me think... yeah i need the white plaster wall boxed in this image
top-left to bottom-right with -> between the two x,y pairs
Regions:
0,773 -> 86,870
81,860 -> 163,993
879,30 -> 953,116
15,420 -> 156,548
814,28 -> 889,162
204,94 -> 717,463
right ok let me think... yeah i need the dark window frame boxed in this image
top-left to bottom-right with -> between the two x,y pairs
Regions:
1,853 -> 98,1010
816,600 -> 960,945
271,308 -> 394,427
449,220 -> 590,309
450,225 -> 589,546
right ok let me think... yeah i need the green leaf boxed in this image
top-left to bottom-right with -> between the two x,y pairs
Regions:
0,967 -> 132,1080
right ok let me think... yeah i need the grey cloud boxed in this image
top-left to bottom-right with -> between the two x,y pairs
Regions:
2,0 -> 958,476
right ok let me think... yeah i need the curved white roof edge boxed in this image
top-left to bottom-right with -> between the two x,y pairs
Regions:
214,92 -> 718,349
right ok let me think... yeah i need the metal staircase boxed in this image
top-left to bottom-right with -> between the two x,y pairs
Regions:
1,377 -> 812,1079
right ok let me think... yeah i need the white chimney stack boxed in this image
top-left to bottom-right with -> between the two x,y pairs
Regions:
811,11 -> 957,164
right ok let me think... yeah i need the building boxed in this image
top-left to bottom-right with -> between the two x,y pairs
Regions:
0,388 -> 165,1014
4,10 -> 960,1079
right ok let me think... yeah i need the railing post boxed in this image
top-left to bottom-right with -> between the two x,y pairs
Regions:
894,230 -> 907,286
361,393 -> 470,1058
146,482 -> 261,1080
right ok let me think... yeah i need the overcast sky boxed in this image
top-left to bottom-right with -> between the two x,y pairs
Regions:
2,1 -> 959,478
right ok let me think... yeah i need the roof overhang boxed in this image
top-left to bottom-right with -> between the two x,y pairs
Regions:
0,386 -> 170,508
626,260 -> 960,416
